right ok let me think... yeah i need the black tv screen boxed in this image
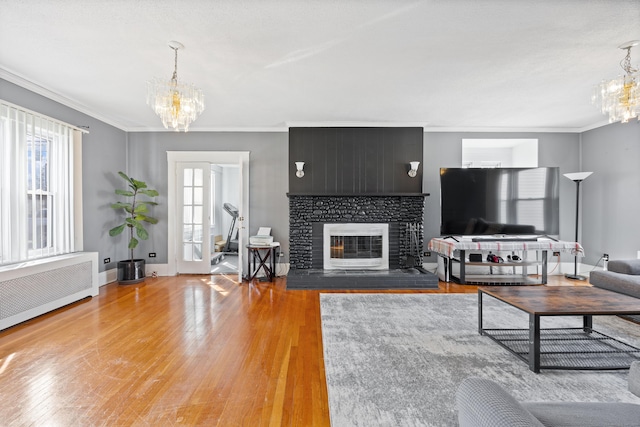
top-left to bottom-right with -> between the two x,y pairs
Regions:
440,167 -> 559,236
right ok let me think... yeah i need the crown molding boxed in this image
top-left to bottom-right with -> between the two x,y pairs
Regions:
576,119 -> 620,133
126,125 -> 289,133
284,121 -> 602,133
0,67 -> 127,131
2,68 -> 613,134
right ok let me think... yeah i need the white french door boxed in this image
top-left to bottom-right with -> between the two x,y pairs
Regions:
176,162 -> 211,274
167,151 -> 249,283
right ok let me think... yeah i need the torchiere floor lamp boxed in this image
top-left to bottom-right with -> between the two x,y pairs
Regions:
563,171 -> 593,280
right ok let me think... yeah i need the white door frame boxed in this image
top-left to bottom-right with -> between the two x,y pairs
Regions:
167,151 -> 250,282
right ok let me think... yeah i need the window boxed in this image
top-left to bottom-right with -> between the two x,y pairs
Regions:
0,101 -> 83,265
462,139 -> 538,168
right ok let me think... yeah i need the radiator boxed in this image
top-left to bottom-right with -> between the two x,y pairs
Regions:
0,252 -> 99,331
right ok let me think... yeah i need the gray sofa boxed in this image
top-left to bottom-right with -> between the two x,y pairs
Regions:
590,259 -> 640,299
456,361 -> 640,427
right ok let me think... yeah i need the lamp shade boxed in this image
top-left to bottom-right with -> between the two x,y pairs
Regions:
563,172 -> 593,182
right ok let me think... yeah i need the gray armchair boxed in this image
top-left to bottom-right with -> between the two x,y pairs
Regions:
456,361 -> 640,427
590,259 -> 640,299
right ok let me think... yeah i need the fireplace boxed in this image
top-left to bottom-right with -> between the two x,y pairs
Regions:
288,195 -> 425,270
285,128 -> 438,288
286,194 -> 439,290
323,223 -> 389,270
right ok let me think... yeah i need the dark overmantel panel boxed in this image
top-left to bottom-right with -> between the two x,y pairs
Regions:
289,127 -> 424,195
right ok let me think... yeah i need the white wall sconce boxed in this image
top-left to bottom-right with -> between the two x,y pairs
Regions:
408,161 -> 420,178
295,161 -> 305,178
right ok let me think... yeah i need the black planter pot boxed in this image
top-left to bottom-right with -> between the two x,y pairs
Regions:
117,259 -> 146,284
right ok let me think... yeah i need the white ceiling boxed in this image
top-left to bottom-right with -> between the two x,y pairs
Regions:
1,0 -> 639,132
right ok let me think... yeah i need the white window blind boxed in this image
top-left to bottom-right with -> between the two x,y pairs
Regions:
0,100 -> 84,265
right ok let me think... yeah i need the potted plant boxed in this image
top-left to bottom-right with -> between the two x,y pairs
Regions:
109,171 -> 159,284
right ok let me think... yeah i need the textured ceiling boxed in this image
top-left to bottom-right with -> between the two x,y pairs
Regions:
1,0 -> 639,132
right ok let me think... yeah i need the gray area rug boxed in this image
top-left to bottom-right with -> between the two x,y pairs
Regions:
320,293 -> 640,426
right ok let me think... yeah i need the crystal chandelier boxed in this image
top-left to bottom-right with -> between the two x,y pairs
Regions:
147,41 -> 205,132
592,40 -> 640,123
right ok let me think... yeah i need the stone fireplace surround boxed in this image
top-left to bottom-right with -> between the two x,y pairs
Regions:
288,195 -> 426,270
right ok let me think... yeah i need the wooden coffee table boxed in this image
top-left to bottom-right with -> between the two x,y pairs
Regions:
478,286 -> 640,373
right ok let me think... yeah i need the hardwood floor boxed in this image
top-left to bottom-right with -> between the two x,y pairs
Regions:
0,273 -> 585,426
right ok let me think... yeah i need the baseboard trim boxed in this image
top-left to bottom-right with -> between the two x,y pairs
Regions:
100,268 -> 118,287
146,263 -> 170,278
100,263 -> 171,287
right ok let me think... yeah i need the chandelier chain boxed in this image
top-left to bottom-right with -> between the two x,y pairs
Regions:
621,47 -> 638,75
171,46 -> 179,83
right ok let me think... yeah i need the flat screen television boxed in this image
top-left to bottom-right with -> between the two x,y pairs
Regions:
440,167 -> 559,236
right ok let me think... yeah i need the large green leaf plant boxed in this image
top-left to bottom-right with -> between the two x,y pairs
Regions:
109,171 -> 159,261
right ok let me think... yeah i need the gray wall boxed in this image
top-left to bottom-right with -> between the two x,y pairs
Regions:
9,76 -> 637,273
126,131 -> 289,264
0,79 -> 127,273
582,121 -> 640,264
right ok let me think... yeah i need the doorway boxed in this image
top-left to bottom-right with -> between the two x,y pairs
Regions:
210,164 -> 241,275
167,151 -> 250,283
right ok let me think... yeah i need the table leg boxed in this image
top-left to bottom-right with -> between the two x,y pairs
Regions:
459,250 -> 466,284
253,249 -> 259,281
252,250 -> 256,278
478,289 -> 484,335
583,315 -> 593,333
273,247 -> 278,279
444,255 -> 450,282
259,250 -> 272,279
529,314 -> 541,373
247,247 -> 258,282
270,247 -> 276,280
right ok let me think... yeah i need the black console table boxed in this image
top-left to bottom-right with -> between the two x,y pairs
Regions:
245,244 -> 280,282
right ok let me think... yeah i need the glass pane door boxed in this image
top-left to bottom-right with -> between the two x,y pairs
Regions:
177,163 -> 210,274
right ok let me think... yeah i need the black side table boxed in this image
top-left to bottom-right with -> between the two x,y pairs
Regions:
246,244 -> 279,282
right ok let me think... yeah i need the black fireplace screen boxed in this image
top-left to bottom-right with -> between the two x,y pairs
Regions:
330,235 -> 383,259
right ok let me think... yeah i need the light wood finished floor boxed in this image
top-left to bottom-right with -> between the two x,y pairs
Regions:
0,273 -> 587,426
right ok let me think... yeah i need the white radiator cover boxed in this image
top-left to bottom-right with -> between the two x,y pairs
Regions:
0,252 -> 99,331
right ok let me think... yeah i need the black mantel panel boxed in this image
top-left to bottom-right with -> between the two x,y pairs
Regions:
289,127 -> 423,195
